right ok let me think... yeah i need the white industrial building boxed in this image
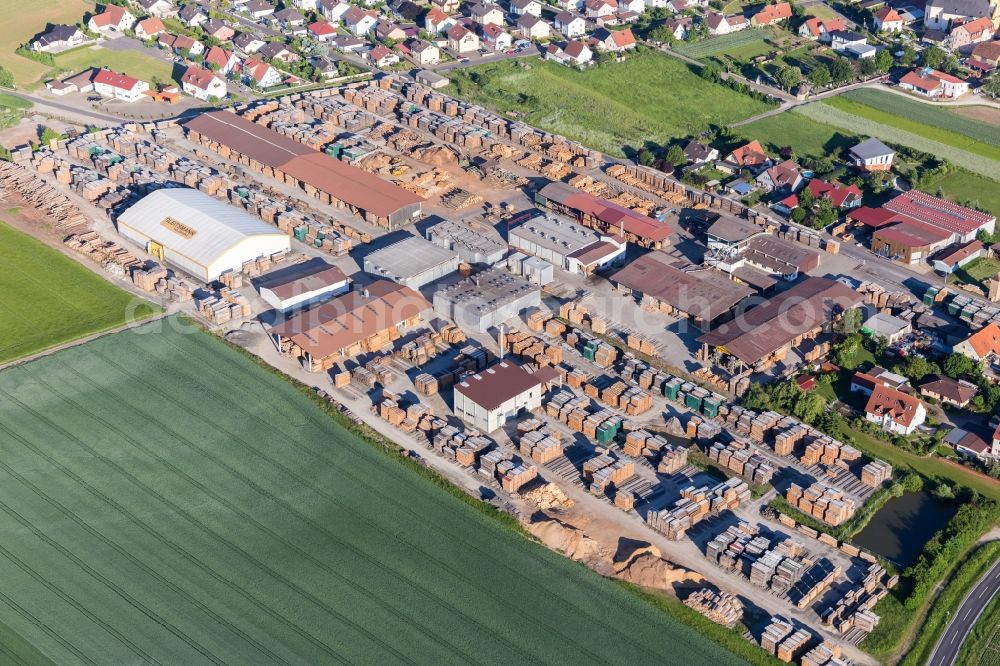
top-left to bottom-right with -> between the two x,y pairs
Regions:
258,261 -> 351,312
433,267 -> 541,332
117,188 -> 290,281
508,214 -> 625,275
454,361 -> 544,432
363,234 -> 460,289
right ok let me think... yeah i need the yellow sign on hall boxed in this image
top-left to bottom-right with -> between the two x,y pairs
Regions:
160,216 -> 197,239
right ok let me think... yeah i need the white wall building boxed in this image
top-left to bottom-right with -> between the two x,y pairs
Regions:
454,361 -> 544,432
258,262 -> 351,311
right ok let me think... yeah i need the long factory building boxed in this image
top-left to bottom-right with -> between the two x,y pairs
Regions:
183,111 -> 423,229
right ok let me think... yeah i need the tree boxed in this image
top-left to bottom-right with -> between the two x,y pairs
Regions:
637,147 -> 655,166
798,184 -> 814,209
923,45 -> 945,69
665,144 -> 686,167
793,391 -> 826,425
874,48 -> 893,73
808,64 -> 830,89
776,65 -> 802,91
812,197 -> 838,228
900,43 -> 916,66
833,334 -> 864,369
860,56 -> 878,76
943,352 -> 979,379
836,307 -> 863,335
39,126 -> 63,145
0,65 -> 13,88
700,61 -> 723,83
895,355 -> 940,382
830,57 -> 853,83
790,206 -> 807,223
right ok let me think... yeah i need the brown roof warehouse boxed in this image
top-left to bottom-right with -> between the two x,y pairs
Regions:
269,280 -> 432,372
184,111 -> 423,229
698,277 -> 863,374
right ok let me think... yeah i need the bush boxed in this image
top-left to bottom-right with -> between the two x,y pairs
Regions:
15,45 -> 55,66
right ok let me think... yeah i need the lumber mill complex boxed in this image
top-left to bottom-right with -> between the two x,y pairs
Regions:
8,64 -> 998,666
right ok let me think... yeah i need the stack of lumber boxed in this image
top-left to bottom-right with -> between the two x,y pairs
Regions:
647,478 -> 750,539
706,440 -> 775,486
860,460 -> 892,486
516,420 -> 564,464
786,483 -> 857,526
760,618 -> 794,655
801,437 -> 861,467
776,630 -> 812,663
414,373 -> 439,396
0,160 -> 89,232
683,588 -> 743,627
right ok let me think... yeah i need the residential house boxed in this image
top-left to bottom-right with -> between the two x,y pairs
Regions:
181,65 -> 227,100
204,46 -> 239,75
375,19 -> 407,41
865,383 -> 927,435
755,160 -> 803,194
406,39 -> 440,64
82,68 -> 149,101
470,2 -> 505,25
159,33 -> 205,55
391,0 -> 424,22
258,41 -> 298,62
972,39 -> 1000,64
321,0 -> 353,23
557,0 -> 586,10
234,32 -> 266,52
307,20 -> 338,40
751,1 -> 792,26
135,17 -> 166,40
706,12 -> 749,35
645,0 -> 669,8
293,0 -> 320,9
89,5 -> 137,33
658,17 -> 693,40
873,6 -> 905,31
953,321 -> 1000,362
135,0 -> 176,18
585,0 -> 618,20
368,44 -> 400,67
511,0 -> 544,16
594,27 -> 636,50
311,56 -> 339,77
850,138 -> 895,171
448,23 -> 480,51
948,16 -> 995,52
830,29 -> 868,51
798,16 -> 847,41
425,7 -> 453,32
932,239 -> 984,273
179,4 -> 209,27
246,0 -> 276,20
554,10 -> 587,36
516,14 -> 551,38
683,140 -> 718,165
482,23 -> 513,50
724,140 -> 770,172
202,19 -> 236,42
617,0 -> 646,15
899,67 -> 969,97
432,0 -> 463,13
850,367 -> 911,396
946,429 -> 997,459
32,25 -> 86,52
343,7 -> 379,35
924,0 -> 997,32
807,179 -> 863,208
919,375 -> 978,407
242,57 -> 283,87
330,35 -> 367,51
546,39 -> 593,64
273,7 -> 306,29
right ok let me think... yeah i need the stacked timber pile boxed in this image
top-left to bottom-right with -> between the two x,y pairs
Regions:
582,451 -> 634,496
515,419 -> 564,464
860,460 -> 892,486
0,160 -> 89,232
776,629 -> 812,663
857,280 -> 916,311
195,287 -> 252,324
683,588 -> 743,627
786,483 -> 857,527
793,559 -> 842,610
706,439 -> 775,486
801,438 -> 862,468
505,329 -> 563,366
646,478 -> 750,539
64,232 -> 142,274
800,642 -> 843,666
479,448 -> 538,493
545,389 -> 625,444
584,375 -> 654,415
705,523 -> 808,596
821,562 -> 886,637
622,430 -> 688,473
760,617 -> 795,655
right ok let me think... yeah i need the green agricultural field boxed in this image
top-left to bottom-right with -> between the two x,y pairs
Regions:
799,101 -> 1000,178
51,46 -> 176,87
675,28 -> 774,60
933,170 -> 1000,219
445,54 -> 772,156
0,221 -> 159,365
0,321 -> 751,665
0,0 -> 91,87
838,88 -> 1000,148
735,110 -> 856,157
825,95 -> 1000,161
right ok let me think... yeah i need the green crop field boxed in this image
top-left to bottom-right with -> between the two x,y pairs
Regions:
0,321 -> 750,665
799,101 -> 1000,178
0,221 -> 159,365
445,54 -> 772,156
675,28 -> 773,60
838,88 -> 1000,148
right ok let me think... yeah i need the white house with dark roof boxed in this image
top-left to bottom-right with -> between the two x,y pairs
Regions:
454,361 -> 545,432
554,10 -> 587,36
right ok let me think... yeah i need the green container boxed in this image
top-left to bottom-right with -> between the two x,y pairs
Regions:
583,348 -> 596,361
948,301 -> 962,316
325,143 -> 343,158
685,393 -> 703,411
293,225 -> 308,241
663,381 -> 681,401
596,425 -> 615,444
702,399 -> 720,418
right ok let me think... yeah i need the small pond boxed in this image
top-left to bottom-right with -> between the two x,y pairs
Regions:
852,491 -> 957,568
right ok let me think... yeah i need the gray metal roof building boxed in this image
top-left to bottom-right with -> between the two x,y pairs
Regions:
363,234 -> 459,289
425,218 -> 507,265
117,188 -> 290,281
433,266 -> 540,332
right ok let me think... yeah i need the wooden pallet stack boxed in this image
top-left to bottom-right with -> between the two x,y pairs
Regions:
683,588 -> 743,627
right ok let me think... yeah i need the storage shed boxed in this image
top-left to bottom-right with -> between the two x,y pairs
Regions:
117,188 -> 290,281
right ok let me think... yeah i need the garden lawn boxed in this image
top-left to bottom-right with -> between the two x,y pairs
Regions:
0,0 -> 91,87
0,320 -> 751,665
954,257 -> 1000,290
51,46 -> 176,87
933,169 -> 1000,219
445,54 -> 771,156
735,110 -> 856,157
676,28 -> 773,60
0,221 -> 159,365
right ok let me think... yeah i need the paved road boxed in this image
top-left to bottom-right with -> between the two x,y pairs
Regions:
0,87 -> 126,123
928,556 -> 1000,666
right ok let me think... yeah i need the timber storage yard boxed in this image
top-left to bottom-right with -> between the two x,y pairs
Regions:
2,65 -> 999,666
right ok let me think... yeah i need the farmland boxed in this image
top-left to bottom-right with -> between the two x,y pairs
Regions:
736,110 -> 856,158
445,54 -> 772,156
0,0 -> 91,87
0,221 -> 159,365
0,320 -> 749,665
51,46 -> 177,88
